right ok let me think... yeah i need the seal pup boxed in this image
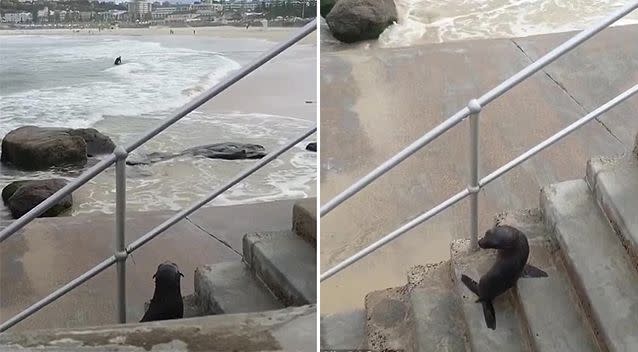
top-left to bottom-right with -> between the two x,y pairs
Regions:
461,225 -> 547,330
140,261 -> 184,322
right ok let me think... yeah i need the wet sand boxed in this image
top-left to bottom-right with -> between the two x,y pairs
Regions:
320,25 -> 638,314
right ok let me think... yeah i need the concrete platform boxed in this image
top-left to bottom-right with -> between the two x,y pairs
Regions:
496,210 -> 599,352
541,180 -> 638,352
0,305 -> 316,352
194,262 -> 283,315
243,230 -> 316,306
586,155 -> 638,267
0,199 -> 299,332
450,240 -> 529,352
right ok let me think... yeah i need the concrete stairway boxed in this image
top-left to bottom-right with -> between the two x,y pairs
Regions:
321,150 -> 638,352
193,197 -> 316,315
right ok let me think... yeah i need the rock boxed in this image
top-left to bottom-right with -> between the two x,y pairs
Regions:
2,179 -> 72,219
1,126 -> 87,170
1,126 -> 115,170
321,0 -> 337,18
68,128 -> 116,156
326,0 -> 398,43
306,142 -> 317,152
127,142 -> 267,166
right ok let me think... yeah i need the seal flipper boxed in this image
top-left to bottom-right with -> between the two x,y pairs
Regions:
461,274 -> 480,297
481,300 -> 496,330
521,264 -> 548,278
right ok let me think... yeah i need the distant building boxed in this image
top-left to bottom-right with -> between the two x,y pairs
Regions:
4,12 -> 33,23
151,6 -> 176,20
128,0 -> 151,21
79,11 -> 93,21
37,7 -> 49,23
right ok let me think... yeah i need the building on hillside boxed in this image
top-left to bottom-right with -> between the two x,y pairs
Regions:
4,12 -> 33,23
128,0 -> 151,21
37,7 -> 49,23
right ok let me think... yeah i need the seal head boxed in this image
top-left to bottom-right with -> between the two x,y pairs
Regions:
140,261 -> 184,322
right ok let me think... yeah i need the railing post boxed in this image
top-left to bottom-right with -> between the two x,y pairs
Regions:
467,99 -> 482,252
113,146 -> 128,324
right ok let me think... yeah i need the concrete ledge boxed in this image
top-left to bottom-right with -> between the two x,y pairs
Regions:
0,305 -> 316,351
292,198 -> 316,247
408,263 -> 466,352
541,180 -> 638,352
243,231 -> 316,306
320,310 -> 367,350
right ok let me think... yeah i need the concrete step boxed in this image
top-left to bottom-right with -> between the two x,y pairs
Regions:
541,179 -> 638,352
407,263 -> 467,352
364,286 -> 416,352
292,197 -> 316,247
450,239 -> 531,352
320,309 -> 367,350
586,156 -> 638,269
496,210 -> 600,352
194,261 -> 283,315
0,305 -> 316,352
243,230 -> 316,306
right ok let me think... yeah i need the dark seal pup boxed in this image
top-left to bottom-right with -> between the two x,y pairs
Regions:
140,261 -> 184,322
461,225 -> 548,330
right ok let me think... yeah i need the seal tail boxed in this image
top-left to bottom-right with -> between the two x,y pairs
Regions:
481,300 -> 496,330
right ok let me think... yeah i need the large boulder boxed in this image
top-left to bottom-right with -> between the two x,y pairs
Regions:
1,126 -> 115,170
306,142 -> 317,152
68,128 -> 116,157
320,0 -> 337,18
326,0 -> 398,43
2,179 -> 72,219
127,142 -> 267,166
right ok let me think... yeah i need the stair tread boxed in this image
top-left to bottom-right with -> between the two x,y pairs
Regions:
195,261 -> 283,314
541,179 -> 638,351
243,230 -> 316,305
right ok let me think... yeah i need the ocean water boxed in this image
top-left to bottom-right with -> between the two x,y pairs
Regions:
0,35 -> 316,223
375,0 -> 638,47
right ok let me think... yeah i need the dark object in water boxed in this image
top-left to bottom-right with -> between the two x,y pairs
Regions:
114,56 -> 122,65
306,142 -> 317,152
461,225 -> 548,330
140,262 -> 184,322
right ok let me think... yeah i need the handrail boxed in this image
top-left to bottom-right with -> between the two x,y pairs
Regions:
0,127 -> 316,332
321,84 -> 638,281
0,18 -> 317,244
0,20 -> 317,331
319,1 -> 638,217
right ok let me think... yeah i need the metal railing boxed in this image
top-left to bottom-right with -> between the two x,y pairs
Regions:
320,1 -> 638,282
0,19 -> 317,332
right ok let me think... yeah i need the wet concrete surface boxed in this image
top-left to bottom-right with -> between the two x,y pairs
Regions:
320,25 -> 638,313
0,199 -> 297,331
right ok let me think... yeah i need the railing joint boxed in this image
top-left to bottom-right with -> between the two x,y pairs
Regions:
467,99 -> 482,114
467,185 -> 480,194
114,250 -> 128,262
113,146 -> 128,161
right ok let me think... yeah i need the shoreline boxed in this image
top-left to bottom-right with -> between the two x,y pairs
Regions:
0,25 -> 317,43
